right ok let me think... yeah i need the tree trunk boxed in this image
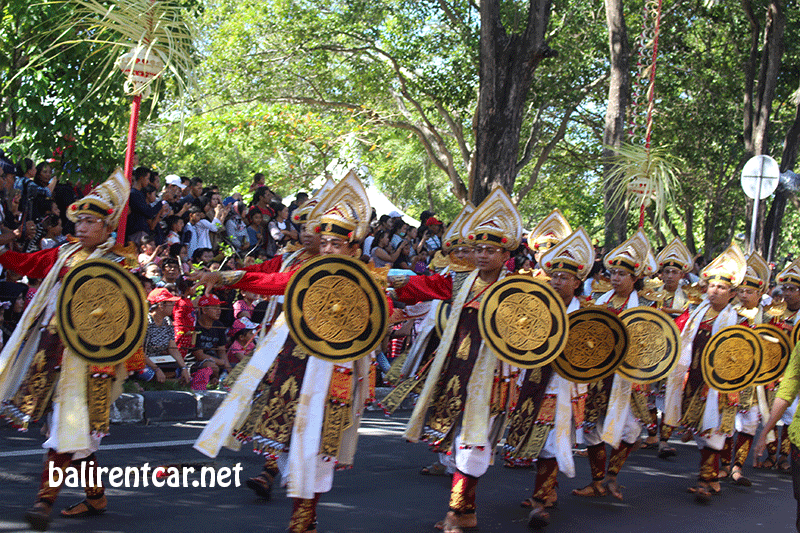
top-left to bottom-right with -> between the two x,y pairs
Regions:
602,0 -> 630,248
742,0 -> 785,252
472,0 -> 555,205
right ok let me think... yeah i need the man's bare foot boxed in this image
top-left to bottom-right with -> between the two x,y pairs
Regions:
434,511 -> 477,532
527,501 -> 550,529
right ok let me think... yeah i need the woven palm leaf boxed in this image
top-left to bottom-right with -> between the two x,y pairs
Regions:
36,0 -> 197,109
604,143 -> 682,224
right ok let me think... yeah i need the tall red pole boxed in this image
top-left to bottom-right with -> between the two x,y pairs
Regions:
116,93 -> 142,244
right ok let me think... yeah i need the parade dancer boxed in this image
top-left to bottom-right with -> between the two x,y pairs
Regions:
0,170 -> 136,530
391,186 -> 523,533
663,242 -> 746,503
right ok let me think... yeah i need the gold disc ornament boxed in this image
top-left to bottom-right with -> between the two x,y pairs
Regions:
792,321 -> 800,349
552,308 -> 629,383
284,254 -> 388,363
753,324 -> 791,386
478,276 -> 568,369
56,258 -> 146,364
701,325 -> 764,393
617,307 -> 681,384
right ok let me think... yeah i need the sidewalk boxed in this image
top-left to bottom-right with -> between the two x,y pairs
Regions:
110,387 -> 413,424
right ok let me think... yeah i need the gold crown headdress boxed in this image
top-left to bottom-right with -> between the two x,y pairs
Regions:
462,185 -> 522,250
741,252 -> 770,291
310,169 -> 370,243
540,227 -> 594,281
777,258 -> 800,288
442,202 -> 475,253
67,167 -> 129,229
700,242 -> 747,287
527,208 -> 572,252
292,177 -> 336,226
656,237 -> 693,273
644,248 -> 659,277
603,229 -> 651,277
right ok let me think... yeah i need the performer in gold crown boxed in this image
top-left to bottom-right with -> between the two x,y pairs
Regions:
193,172 -> 384,533
0,170 -> 139,530
758,258 -> 800,472
663,242 -> 746,502
573,230 -> 655,501
390,186 -> 523,533
528,208 -> 572,269
646,237 -> 695,458
382,202 -> 476,477
716,251 -> 770,487
509,227 -> 594,528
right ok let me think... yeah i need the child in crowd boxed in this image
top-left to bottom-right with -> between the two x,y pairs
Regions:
165,215 -> 185,245
39,214 -> 63,250
233,290 -> 258,319
227,317 -> 257,366
138,236 -> 164,267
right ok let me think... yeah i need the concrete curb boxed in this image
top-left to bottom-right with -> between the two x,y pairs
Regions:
111,387 -> 414,424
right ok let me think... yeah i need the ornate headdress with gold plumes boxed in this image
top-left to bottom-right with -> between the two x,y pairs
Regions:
741,251 -> 770,291
67,167 -> 129,229
539,227 -> 594,281
603,229 -> 652,277
656,237 -> 693,273
776,258 -> 800,288
310,169 -> 370,243
462,185 -> 523,251
700,242 -> 747,287
527,208 -> 572,253
442,202 -> 475,253
292,177 -> 336,226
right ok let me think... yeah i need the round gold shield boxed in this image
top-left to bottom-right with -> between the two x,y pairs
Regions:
478,276 -> 568,369
617,307 -> 681,384
285,254 -> 388,363
753,324 -> 791,386
435,302 -> 452,338
552,308 -> 629,383
792,321 -> 800,349
701,325 -> 764,393
56,258 -> 146,364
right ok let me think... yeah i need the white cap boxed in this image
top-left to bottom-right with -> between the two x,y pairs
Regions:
388,210 -> 403,218
165,174 -> 185,189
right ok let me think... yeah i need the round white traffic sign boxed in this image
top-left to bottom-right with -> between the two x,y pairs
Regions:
741,155 -> 780,200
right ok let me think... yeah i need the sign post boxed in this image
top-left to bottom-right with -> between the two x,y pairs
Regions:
741,155 -> 780,253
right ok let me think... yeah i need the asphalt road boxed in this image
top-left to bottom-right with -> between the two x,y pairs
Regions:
0,414 -> 795,533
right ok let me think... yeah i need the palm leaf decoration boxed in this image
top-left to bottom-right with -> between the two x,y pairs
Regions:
38,0 -> 198,110
604,143 -> 682,224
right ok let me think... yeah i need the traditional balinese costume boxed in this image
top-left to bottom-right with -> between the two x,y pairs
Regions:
509,227 -> 594,528
0,170 -> 135,530
195,172 -> 378,533
650,237 -> 695,458
577,230 -> 655,500
393,186 -> 522,530
720,251 -> 770,485
663,242 -> 747,501
764,258 -> 800,471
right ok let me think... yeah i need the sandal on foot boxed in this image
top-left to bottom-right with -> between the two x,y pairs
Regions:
246,473 -> 274,499
603,482 -> 623,501
692,485 -> 711,504
572,483 -> 607,498
658,444 -> 677,459
778,456 -> 791,472
421,462 -> 449,476
25,501 -> 52,531
527,506 -> 550,529
731,470 -> 752,487
755,455 -> 777,469
61,496 -> 106,518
